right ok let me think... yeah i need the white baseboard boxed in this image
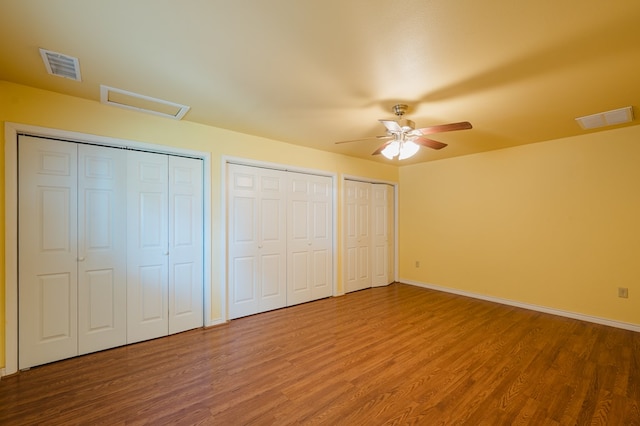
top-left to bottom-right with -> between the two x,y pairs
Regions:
401,279 -> 640,333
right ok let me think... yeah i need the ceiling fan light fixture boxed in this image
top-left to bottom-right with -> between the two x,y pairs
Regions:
381,139 -> 420,160
399,140 -> 420,160
381,140 -> 400,159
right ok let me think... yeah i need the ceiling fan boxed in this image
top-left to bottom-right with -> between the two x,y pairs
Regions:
336,104 -> 472,160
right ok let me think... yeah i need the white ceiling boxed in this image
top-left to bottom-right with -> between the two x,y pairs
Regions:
1,0 -> 640,164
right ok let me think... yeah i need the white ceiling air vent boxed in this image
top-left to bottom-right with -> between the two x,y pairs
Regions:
39,48 -> 82,81
100,85 -> 190,120
575,106 -> 634,130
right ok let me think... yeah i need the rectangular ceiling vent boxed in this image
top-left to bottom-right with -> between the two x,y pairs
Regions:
100,85 -> 190,120
575,106 -> 634,130
39,48 -> 81,81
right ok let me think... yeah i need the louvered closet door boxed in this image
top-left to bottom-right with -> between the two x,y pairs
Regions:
127,151 -> 169,344
168,156 -> 204,334
18,137 -> 79,368
287,172 -> 333,305
77,144 -> 127,354
228,164 -> 287,319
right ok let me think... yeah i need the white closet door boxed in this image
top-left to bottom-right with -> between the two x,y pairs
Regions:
127,151 -> 169,343
228,164 -> 287,319
77,144 -> 127,354
257,169 -> 287,312
287,173 -> 333,305
227,164 -> 260,319
228,165 -> 259,318
372,184 -> 394,287
18,136 -> 79,369
345,180 -> 372,293
168,156 -> 204,334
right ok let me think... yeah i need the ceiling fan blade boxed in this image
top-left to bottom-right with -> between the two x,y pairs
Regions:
335,135 -> 390,144
379,119 -> 402,133
371,140 -> 392,155
413,137 -> 448,150
416,121 -> 472,135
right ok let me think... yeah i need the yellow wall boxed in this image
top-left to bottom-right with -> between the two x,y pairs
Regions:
399,124 -> 640,326
0,81 -> 399,368
4,79 -> 638,370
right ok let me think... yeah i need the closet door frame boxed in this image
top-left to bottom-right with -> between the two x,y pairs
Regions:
223,157 -> 338,319
4,122 -> 212,376
342,175 -> 399,294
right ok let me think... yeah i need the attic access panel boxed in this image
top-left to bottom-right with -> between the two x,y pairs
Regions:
100,85 -> 190,120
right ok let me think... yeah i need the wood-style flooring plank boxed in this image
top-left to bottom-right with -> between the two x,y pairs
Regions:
1,283 -> 639,425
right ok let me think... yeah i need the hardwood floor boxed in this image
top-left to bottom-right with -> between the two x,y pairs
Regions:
1,283 -> 639,425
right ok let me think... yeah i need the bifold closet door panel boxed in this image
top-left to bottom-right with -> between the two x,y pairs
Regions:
344,180 -> 372,293
228,164 -> 260,319
18,136 -> 79,369
287,173 -> 333,306
168,156 -> 204,334
257,170 -> 287,313
228,164 -> 287,319
372,184 -> 394,287
77,144 -> 128,354
127,151 -> 169,344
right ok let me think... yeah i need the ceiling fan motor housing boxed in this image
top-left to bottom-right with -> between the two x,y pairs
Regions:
398,119 -> 415,132
392,104 -> 409,117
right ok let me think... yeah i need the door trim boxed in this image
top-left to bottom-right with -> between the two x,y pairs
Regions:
4,122 -> 213,376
